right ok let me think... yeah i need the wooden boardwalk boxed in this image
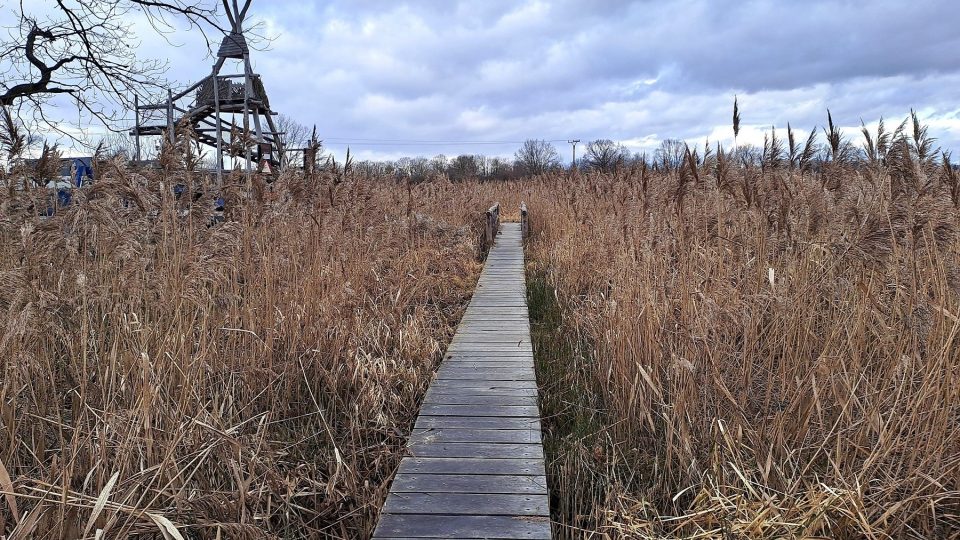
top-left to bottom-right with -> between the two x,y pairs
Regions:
373,223 -> 551,539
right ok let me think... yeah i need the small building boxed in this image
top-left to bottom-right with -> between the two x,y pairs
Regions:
23,156 -> 94,186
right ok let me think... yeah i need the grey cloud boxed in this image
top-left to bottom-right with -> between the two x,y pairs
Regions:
8,0 -> 960,156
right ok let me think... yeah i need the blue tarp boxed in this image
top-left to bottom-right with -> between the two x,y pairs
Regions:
69,157 -> 93,187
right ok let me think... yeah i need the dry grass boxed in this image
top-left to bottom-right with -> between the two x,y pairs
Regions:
0,164 -> 495,538
2,118 -> 959,539
489,152 -> 960,537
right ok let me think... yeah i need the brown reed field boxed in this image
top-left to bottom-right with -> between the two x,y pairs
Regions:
1,113 -> 959,539
0,162 -> 499,537
489,120 -> 960,538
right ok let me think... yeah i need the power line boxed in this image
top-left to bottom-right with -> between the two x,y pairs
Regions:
320,137 -> 570,146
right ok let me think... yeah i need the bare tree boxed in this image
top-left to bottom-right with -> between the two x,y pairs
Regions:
654,138 -> 686,171
0,1 -> 221,133
430,154 -> 448,176
448,154 -> 481,182
584,139 -> 628,173
275,113 -> 310,150
734,143 -> 763,167
487,157 -> 514,181
514,139 -> 561,176
97,131 -> 137,159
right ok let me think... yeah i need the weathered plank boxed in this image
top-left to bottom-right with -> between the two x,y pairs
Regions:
382,493 -> 549,516
409,443 -> 544,460
423,394 -> 537,406
434,361 -> 531,369
426,387 -> 539,398
374,514 -> 551,539
391,474 -> 548,494
414,416 -> 542,430
398,457 -> 545,476
411,428 -> 541,444
429,380 -> 539,390
420,404 -> 539,417
445,350 -> 534,358
435,370 -> 536,381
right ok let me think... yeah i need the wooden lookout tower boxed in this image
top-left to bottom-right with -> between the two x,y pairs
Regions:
131,0 -> 282,181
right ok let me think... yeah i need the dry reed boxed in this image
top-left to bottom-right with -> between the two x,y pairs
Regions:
0,165 -> 493,538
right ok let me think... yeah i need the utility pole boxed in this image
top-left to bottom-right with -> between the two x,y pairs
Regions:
567,139 -> 580,168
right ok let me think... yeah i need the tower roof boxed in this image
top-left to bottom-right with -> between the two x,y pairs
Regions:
217,32 -> 248,59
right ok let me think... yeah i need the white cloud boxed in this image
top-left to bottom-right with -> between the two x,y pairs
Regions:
5,0 -> 960,161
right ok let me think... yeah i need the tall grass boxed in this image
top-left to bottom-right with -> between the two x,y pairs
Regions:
509,135 -> 960,537
2,112 -> 959,539
0,164 -> 491,537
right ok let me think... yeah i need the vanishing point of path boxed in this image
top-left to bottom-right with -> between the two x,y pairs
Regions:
373,222 -> 552,539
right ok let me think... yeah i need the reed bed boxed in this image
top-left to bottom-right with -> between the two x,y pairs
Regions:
2,117 -> 959,539
495,148 -> 960,537
0,165 -> 491,538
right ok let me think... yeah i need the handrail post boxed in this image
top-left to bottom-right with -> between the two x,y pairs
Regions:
520,202 -> 529,239
485,202 -> 500,248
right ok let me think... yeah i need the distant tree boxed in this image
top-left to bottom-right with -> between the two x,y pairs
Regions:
474,154 -> 490,180
430,154 -> 448,176
630,152 -> 648,167
272,114 -> 312,168
654,139 -> 686,171
514,139 -> 561,176
409,157 -> 430,182
448,154 -> 481,182
734,144 -> 763,167
96,131 -> 137,160
584,139 -> 629,173
488,157 -> 514,181
276,114 -> 311,150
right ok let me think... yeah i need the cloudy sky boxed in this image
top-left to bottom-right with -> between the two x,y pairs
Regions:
9,0 -> 960,161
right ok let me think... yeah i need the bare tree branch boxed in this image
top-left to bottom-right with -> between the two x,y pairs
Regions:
0,0 -> 224,136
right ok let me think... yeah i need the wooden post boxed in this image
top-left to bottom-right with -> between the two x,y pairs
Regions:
213,74 -> 223,187
166,89 -> 174,145
242,55 -> 252,186
133,94 -> 141,162
304,146 -> 315,175
520,202 -> 529,239
485,202 -> 500,246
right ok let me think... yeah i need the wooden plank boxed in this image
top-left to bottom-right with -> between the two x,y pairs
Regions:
448,337 -> 531,343
449,332 -> 531,339
426,387 -> 538,398
411,428 -> 541,444
435,370 -> 536,382
450,342 -> 532,348
398,457 -> 545,476
424,393 -> 537,406
446,347 -> 533,355
420,404 -> 539,417
409,442 -> 543,459
428,380 -> 538,390
390,474 -> 547,494
444,354 -> 534,360
439,359 -> 533,367
442,354 -> 532,362
457,317 -> 529,322
437,364 -> 534,371
435,360 -> 533,367
432,368 -> 535,376
382,493 -> 549,516
374,514 -> 550,539
455,328 -> 530,332
456,321 -> 530,326
414,416 -> 541,430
